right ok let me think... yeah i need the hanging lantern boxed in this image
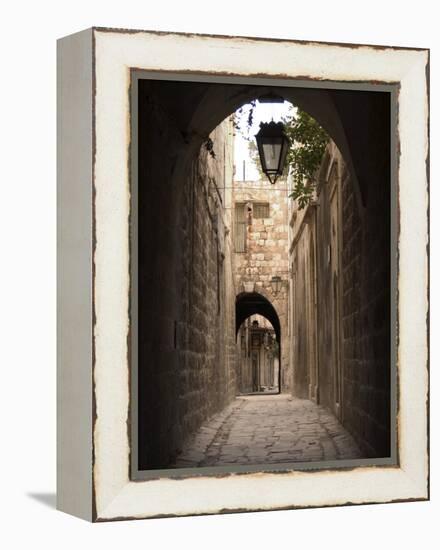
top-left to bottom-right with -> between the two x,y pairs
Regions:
255,121 -> 289,185
270,275 -> 282,294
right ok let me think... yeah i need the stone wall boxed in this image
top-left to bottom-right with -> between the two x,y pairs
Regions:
137,80 -> 237,469
178,119 -> 238,443
289,210 -> 317,400
233,180 -> 290,392
339,146 -> 391,458
289,140 -> 391,458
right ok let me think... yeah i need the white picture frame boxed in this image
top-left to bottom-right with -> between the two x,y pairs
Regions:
57,27 -> 429,521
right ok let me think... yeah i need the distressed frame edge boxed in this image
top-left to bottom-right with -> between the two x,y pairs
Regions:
91,25 -> 429,53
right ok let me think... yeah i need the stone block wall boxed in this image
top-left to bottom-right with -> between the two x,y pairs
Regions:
289,211 -> 317,400
137,80 -> 237,469
339,152 -> 391,457
289,140 -> 391,458
178,120 -> 237,443
233,180 -> 290,392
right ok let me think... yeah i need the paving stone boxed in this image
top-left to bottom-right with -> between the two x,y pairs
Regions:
172,395 -> 362,468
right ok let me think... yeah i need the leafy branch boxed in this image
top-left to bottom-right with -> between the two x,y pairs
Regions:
232,100 -> 257,141
233,101 -> 329,208
283,108 -> 329,209
205,100 -> 257,159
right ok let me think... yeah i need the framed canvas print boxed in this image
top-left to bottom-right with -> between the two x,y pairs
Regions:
57,27 -> 429,521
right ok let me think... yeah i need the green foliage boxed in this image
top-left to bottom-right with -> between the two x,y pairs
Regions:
283,108 -> 329,209
233,101 -> 257,140
233,102 -> 329,207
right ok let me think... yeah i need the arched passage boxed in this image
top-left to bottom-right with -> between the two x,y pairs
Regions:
236,293 -> 282,394
236,292 -> 281,344
165,81 -> 385,219
136,76 -> 391,468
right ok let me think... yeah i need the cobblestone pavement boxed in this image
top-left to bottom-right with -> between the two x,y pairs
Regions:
173,394 -> 362,468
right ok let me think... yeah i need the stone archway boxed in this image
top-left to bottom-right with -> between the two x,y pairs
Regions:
236,292 -> 281,343
236,292 -> 282,394
168,82 -> 372,217
137,79 -> 390,359
136,76 -> 391,466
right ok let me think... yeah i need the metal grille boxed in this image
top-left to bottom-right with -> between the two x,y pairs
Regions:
253,202 -> 270,219
234,203 -> 247,252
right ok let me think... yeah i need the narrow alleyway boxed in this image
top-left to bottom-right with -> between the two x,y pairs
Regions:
136,82 -> 392,470
173,395 -> 361,468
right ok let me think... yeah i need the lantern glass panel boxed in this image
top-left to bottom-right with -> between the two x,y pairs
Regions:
262,140 -> 283,172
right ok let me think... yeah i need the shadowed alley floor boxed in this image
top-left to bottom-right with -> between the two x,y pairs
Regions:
173,394 -> 362,468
